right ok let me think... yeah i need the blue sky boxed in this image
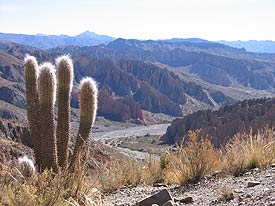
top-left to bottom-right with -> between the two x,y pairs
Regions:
1,0 -> 275,40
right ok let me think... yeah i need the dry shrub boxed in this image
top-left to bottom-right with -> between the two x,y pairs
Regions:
223,128 -> 275,176
96,158 -> 142,191
96,156 -> 162,192
94,128 -> 275,190
163,130 -> 221,185
0,165 -> 101,206
218,185 -> 234,202
141,155 -> 163,185
0,156 -> 101,206
222,136 -> 246,176
2,127 -> 275,203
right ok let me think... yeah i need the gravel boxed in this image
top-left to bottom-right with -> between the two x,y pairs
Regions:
102,167 -> 275,206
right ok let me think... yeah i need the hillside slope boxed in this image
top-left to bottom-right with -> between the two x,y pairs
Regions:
162,98 -> 275,146
1,38 -> 275,123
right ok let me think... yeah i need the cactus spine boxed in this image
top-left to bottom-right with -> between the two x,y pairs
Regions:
38,63 -> 58,172
24,55 -> 42,171
70,78 -> 98,171
56,56 -> 74,168
24,55 -> 98,173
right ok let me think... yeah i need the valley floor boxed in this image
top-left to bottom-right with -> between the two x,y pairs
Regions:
102,167 -> 275,206
92,122 -> 170,159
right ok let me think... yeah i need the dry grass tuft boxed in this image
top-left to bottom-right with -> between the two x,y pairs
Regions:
222,136 -> 246,176
0,141 -> 102,206
95,156 -> 162,192
218,185 -> 234,202
1,128 -> 275,205
163,130 -> 221,185
141,156 -> 163,185
222,128 -> 275,176
0,162 -> 102,206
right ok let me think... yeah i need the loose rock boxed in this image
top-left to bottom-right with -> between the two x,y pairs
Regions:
234,189 -> 244,193
153,182 -> 167,187
136,189 -> 172,206
177,196 -> 194,204
245,193 -> 252,198
162,200 -> 175,206
247,181 -> 260,187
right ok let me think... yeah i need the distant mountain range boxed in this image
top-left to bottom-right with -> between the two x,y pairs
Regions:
162,38 -> 209,43
218,40 -> 275,53
1,31 -> 275,53
163,38 -> 275,54
0,31 -> 115,49
1,32 -> 275,124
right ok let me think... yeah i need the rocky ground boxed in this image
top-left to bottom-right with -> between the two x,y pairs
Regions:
2,118 -> 275,206
102,166 -> 275,206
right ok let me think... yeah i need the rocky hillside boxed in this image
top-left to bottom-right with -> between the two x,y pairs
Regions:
0,44 -> 144,122
0,42 -> 230,122
106,39 -> 275,90
1,37 -> 275,123
0,119 -> 30,146
162,98 -> 275,146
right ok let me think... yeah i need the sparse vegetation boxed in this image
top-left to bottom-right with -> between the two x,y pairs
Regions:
222,135 -> 246,176
1,127 -> 275,205
95,156 -> 162,192
162,130 -> 221,185
222,129 -> 275,176
218,185 -> 234,202
161,129 -> 275,185
0,159 -> 101,206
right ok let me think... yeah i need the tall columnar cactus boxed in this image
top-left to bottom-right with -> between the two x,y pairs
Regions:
70,78 -> 98,172
38,63 -> 58,172
24,55 -> 98,173
56,56 -> 74,168
24,56 -> 42,170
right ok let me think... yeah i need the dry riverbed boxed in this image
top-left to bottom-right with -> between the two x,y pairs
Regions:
92,121 -> 171,159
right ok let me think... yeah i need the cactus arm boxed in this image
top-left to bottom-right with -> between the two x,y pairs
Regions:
70,77 -> 98,171
38,63 -> 58,172
24,55 -> 42,171
56,55 -> 74,168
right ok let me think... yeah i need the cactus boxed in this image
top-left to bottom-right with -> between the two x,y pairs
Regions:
56,56 -> 74,168
24,55 -> 98,173
24,55 -> 42,171
38,63 -> 58,172
70,78 -> 98,172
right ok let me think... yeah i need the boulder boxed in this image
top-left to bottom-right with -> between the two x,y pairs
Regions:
136,189 -> 172,206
